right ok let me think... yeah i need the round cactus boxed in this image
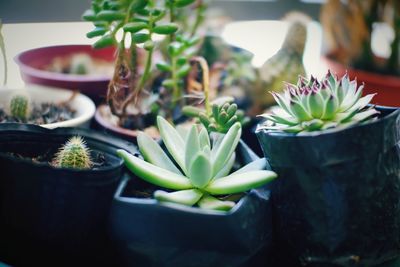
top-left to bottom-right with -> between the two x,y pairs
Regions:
9,94 -> 30,121
53,136 -> 93,170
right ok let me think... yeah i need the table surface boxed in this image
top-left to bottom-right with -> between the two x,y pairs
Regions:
0,20 -> 326,89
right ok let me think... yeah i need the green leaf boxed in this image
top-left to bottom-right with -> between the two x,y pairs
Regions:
157,116 -> 187,174
175,0 -> 196,7
346,94 -> 376,114
86,27 -> 108,38
185,125 -> 201,171
232,158 -> 267,175
351,108 -> 379,122
96,10 -> 125,21
189,152 -> 212,189
82,9 -> 96,21
144,40 -> 154,50
123,22 -> 148,33
321,95 -> 338,120
154,189 -> 203,206
177,64 -> 191,78
211,122 -> 241,176
260,113 -> 298,126
214,152 -> 235,179
176,125 -> 190,140
168,42 -> 183,56
132,33 -> 150,43
137,132 -> 182,175
93,34 -> 115,49
308,91 -> 324,118
198,128 -> 211,148
153,23 -> 179,35
162,79 -> 174,89
130,0 -> 148,12
206,170 -> 277,195
198,195 -> 235,211
156,62 -> 172,72
182,106 -> 204,117
117,150 -> 191,190
289,100 -> 312,121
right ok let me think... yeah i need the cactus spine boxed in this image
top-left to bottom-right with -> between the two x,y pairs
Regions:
9,94 -> 30,121
54,136 -> 93,170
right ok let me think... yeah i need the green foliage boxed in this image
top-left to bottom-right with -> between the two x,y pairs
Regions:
9,94 -> 30,121
118,116 -> 277,211
0,19 -> 7,86
259,71 -> 379,133
83,0 -> 205,118
183,101 -> 249,134
157,35 -> 200,103
53,136 -> 93,170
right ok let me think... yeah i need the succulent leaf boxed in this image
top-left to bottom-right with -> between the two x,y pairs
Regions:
206,170 -> 277,195
117,149 -> 192,190
118,116 -> 277,211
198,195 -> 235,211
154,189 -> 203,206
189,152 -> 212,188
260,71 -> 378,133
157,116 -> 187,174
185,125 -> 201,171
137,132 -> 182,174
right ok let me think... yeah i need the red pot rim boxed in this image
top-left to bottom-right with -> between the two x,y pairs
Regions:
14,44 -> 115,83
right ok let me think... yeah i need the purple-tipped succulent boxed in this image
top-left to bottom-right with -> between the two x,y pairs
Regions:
260,71 -> 379,133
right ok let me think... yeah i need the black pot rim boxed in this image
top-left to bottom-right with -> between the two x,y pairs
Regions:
113,176 -> 261,217
113,140 -> 269,217
0,123 -> 136,173
256,106 -> 400,139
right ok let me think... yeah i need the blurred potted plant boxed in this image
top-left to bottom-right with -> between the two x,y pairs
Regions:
321,0 -> 400,107
256,71 -> 400,266
110,112 -> 277,266
0,124 -> 136,266
0,20 -> 96,129
83,0 -> 207,140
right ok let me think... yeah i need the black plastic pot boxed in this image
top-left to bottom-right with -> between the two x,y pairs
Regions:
0,123 -> 137,266
109,140 -> 273,267
256,107 -> 400,267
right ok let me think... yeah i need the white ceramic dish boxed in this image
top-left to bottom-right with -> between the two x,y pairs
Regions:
0,85 -> 96,129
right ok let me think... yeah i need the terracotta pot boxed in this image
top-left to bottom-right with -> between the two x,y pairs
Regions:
322,56 -> 400,108
94,104 -> 160,142
15,45 -> 116,102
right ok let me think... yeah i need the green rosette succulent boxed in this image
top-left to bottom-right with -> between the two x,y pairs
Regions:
259,71 -> 379,133
117,116 -> 277,211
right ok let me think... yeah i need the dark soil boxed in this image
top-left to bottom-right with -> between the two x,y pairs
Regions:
0,103 -> 76,124
7,149 -> 107,170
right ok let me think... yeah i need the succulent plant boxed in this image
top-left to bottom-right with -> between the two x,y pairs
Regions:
9,94 -> 30,121
53,136 -> 93,170
259,71 -> 379,133
184,101 -> 249,134
117,116 -> 277,211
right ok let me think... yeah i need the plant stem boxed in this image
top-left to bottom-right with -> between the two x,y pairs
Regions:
169,0 -> 176,42
191,56 -> 211,116
190,0 -> 205,38
0,20 -> 7,86
171,55 -> 183,106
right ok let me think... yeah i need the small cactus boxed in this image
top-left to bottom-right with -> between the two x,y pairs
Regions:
9,94 -> 30,121
53,136 -> 93,170
199,102 -> 247,134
